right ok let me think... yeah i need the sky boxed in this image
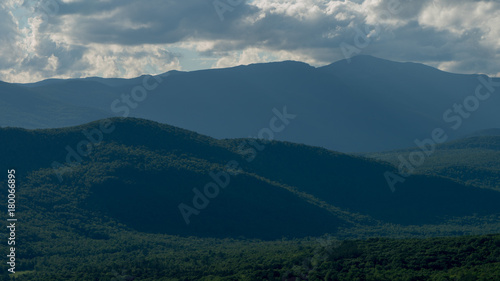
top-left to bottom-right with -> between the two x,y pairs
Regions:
0,0 -> 499,83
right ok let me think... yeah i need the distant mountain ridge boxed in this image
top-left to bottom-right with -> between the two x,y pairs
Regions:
2,55 -> 500,152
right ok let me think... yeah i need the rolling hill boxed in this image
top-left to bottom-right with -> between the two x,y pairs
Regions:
2,118 -> 500,241
366,135 -> 500,192
1,118 -> 500,280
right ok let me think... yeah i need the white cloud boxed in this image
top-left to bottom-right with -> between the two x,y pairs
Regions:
79,44 -> 181,78
213,48 -> 273,68
0,0 -> 499,82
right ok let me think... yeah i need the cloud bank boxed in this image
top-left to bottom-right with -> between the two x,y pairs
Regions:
1,0 -> 499,82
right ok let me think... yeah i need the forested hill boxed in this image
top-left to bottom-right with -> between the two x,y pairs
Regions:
1,118 -> 500,240
366,135 -> 500,191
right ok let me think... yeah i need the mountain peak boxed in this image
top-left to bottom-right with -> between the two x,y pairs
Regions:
323,55 -> 432,71
229,60 -> 314,72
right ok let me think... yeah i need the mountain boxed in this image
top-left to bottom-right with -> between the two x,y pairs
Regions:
2,118 -> 500,242
366,135 -> 500,191
0,81 -> 111,128
463,128 -> 500,138
2,56 -> 500,152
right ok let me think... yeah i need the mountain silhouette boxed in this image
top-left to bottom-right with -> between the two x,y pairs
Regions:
2,56 -> 499,152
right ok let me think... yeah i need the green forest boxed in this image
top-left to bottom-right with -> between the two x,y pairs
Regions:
2,231 -> 500,280
1,118 -> 500,280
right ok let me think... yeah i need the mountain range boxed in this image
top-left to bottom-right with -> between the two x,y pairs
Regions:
3,55 -> 500,152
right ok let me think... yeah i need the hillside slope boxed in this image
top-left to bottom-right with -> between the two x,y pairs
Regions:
366,135 -> 500,191
1,118 -> 500,240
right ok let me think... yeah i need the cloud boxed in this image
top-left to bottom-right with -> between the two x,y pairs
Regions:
0,1 -> 24,69
1,0 -> 499,82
